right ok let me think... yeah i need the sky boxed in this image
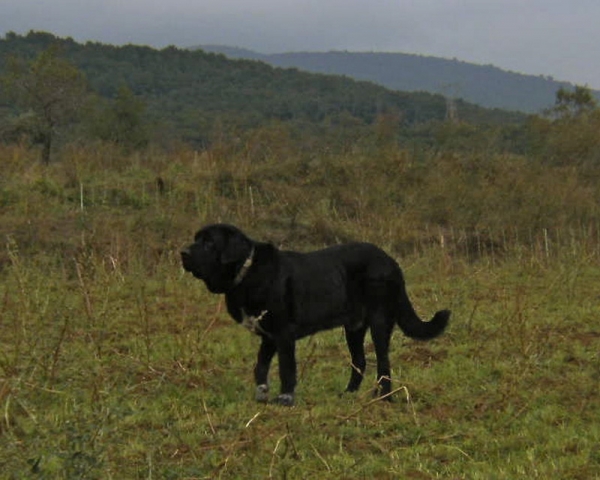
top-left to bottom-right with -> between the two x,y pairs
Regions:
1,0 -> 599,89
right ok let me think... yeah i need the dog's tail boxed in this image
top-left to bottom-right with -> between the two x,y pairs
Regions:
396,286 -> 450,340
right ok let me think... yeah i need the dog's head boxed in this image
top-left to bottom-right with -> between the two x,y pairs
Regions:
180,224 -> 253,293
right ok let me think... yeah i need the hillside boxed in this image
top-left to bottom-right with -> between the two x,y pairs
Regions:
0,32 -> 525,149
198,46 -> 600,114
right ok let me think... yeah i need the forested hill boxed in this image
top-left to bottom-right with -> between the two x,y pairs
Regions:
0,32 -> 524,147
198,46 -> 599,114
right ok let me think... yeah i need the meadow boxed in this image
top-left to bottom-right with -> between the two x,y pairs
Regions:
1,141 -> 599,479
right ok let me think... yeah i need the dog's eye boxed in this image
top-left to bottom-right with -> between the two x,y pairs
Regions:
202,239 -> 215,251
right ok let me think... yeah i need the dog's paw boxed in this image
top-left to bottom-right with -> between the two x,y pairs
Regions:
273,393 -> 294,407
255,384 -> 269,403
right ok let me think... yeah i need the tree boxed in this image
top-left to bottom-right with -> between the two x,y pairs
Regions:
551,85 -> 598,119
530,85 -> 600,165
90,85 -> 149,150
2,46 -> 89,164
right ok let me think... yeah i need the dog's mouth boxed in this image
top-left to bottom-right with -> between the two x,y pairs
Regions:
180,249 -> 197,273
180,247 -> 228,292
181,249 -> 212,283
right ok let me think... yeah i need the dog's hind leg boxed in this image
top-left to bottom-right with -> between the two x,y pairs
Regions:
369,317 -> 395,399
344,325 -> 368,393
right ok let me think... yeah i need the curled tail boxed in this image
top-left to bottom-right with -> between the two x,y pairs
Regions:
397,287 -> 450,340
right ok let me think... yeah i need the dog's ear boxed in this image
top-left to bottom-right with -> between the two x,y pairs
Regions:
221,233 -> 251,264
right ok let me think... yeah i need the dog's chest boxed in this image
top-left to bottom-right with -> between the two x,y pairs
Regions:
226,286 -> 272,322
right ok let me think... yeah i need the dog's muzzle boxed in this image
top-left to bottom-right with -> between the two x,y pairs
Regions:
180,248 -> 193,271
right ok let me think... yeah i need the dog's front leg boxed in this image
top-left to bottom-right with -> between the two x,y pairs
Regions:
274,336 -> 296,406
254,338 -> 276,402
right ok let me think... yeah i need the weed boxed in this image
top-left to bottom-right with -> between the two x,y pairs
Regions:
1,143 -> 600,478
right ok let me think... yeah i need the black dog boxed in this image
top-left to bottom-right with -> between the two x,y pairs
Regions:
181,224 -> 449,406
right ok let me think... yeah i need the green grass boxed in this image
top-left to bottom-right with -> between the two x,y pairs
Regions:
1,144 -> 600,478
2,244 -> 599,479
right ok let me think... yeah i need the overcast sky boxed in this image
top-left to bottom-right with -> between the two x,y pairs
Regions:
1,0 -> 598,88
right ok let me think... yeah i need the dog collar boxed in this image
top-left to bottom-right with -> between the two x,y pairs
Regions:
233,246 -> 254,286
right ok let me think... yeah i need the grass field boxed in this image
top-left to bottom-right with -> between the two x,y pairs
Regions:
1,144 -> 599,479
